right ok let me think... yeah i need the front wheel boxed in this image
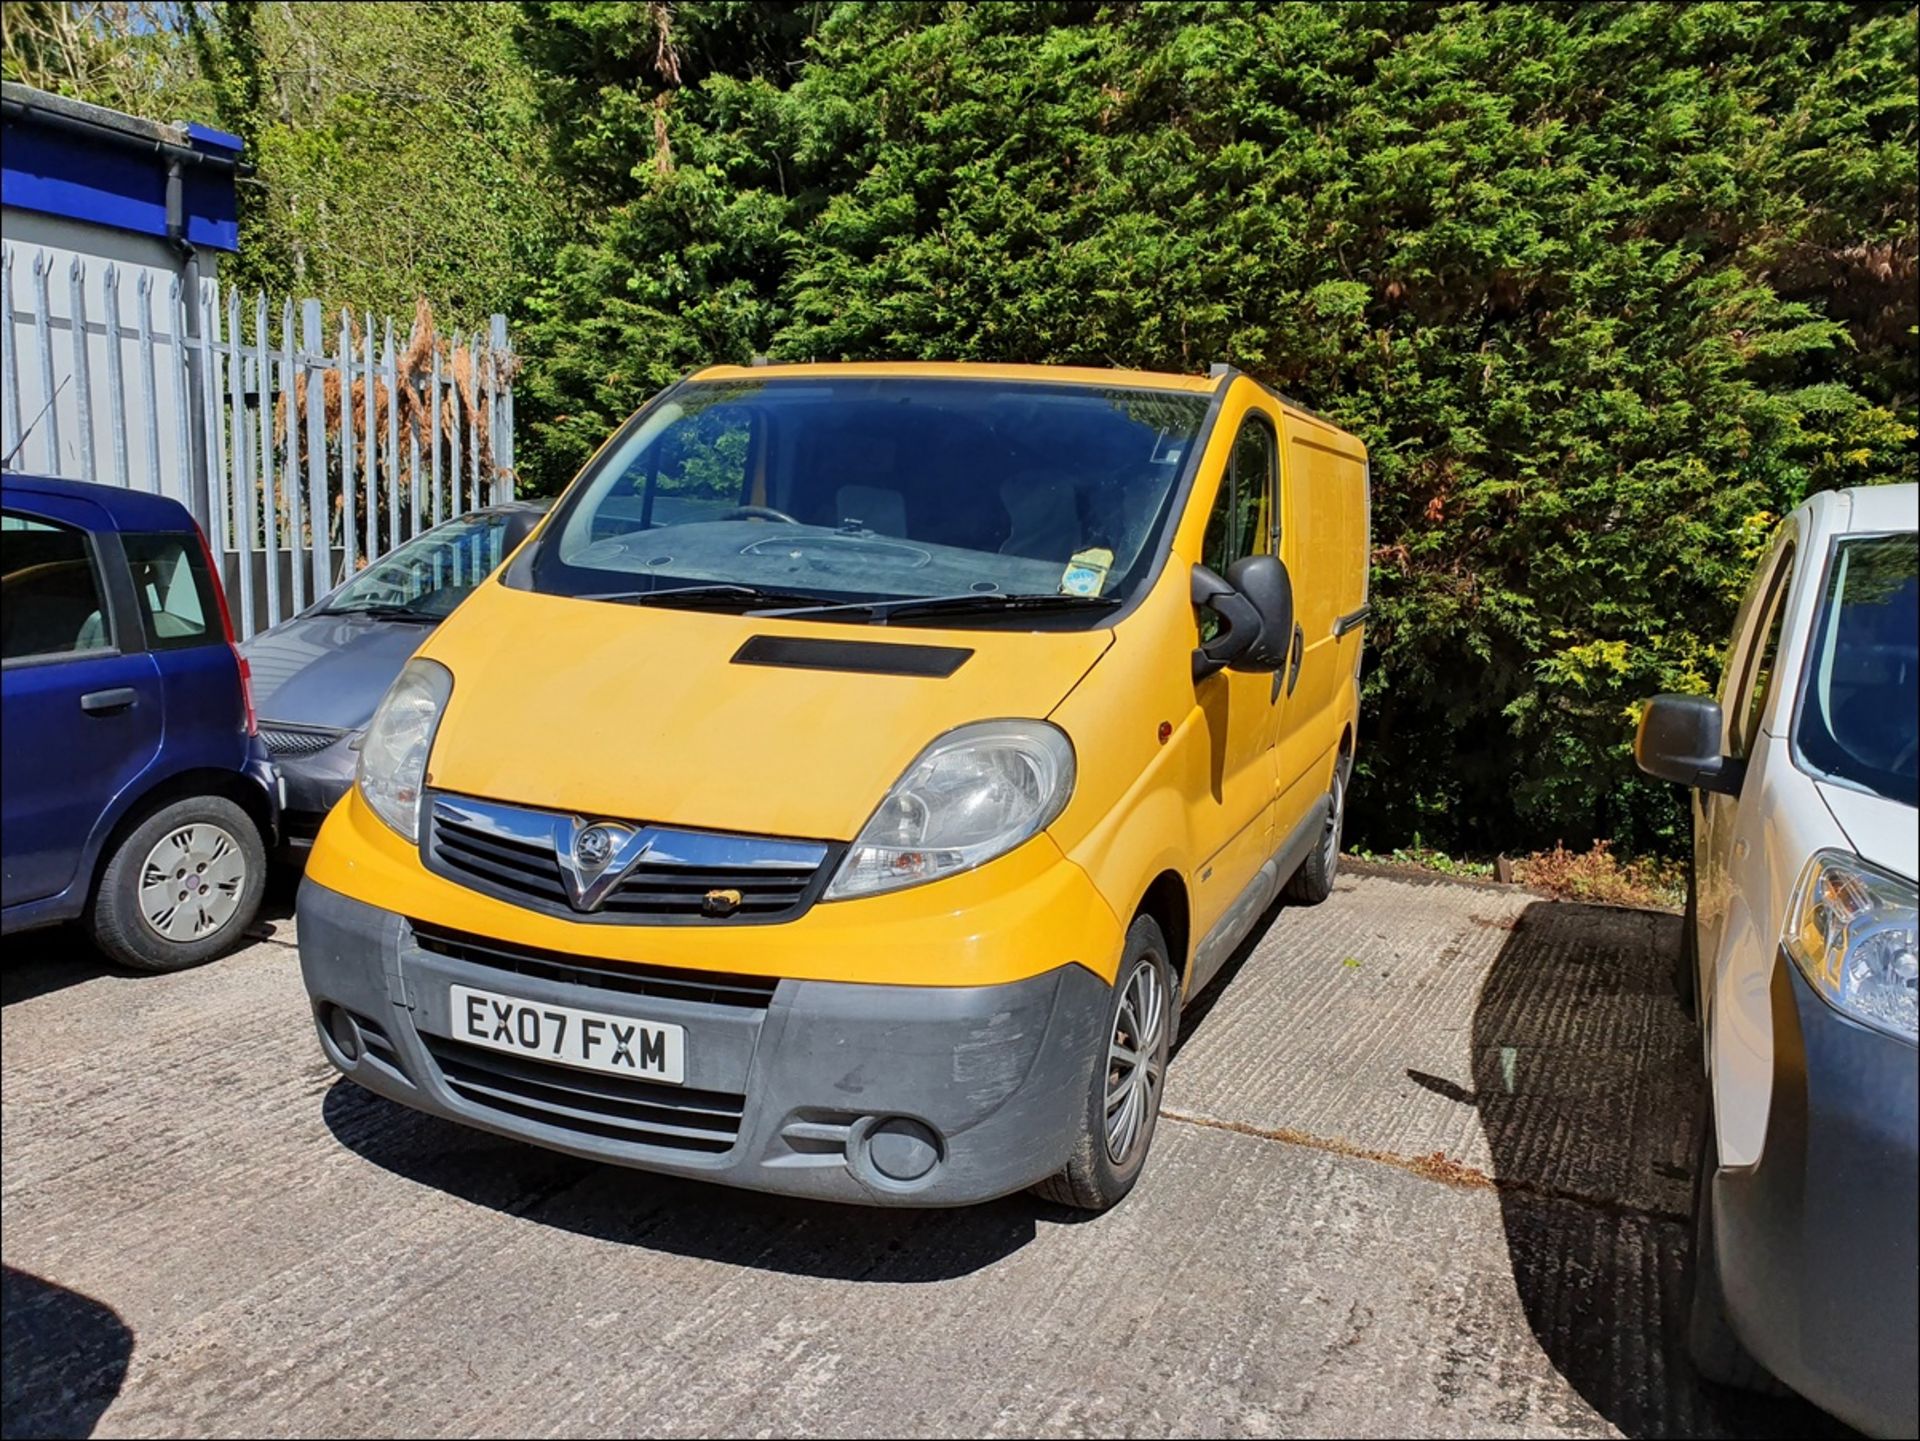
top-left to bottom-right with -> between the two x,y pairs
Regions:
1034,915 -> 1175,1213
89,795 -> 267,971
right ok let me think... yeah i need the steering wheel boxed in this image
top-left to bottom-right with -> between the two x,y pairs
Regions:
717,505 -> 801,524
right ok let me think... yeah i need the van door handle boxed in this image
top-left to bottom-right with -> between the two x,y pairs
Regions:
80,687 -> 138,714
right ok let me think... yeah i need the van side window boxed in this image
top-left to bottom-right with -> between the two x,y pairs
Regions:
1202,415 -> 1276,576
1198,415 -> 1277,642
1,512 -> 114,662
122,533 -> 221,650
1730,544 -> 1795,759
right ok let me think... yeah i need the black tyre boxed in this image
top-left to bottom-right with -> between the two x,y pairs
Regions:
1034,915 -> 1175,1213
1676,860 -> 1700,1019
1283,755 -> 1348,905
89,794 -> 267,972
1687,1115 -> 1782,1392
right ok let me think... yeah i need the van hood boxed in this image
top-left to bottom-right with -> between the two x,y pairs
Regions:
417,581 -> 1113,841
1817,781 -> 1919,883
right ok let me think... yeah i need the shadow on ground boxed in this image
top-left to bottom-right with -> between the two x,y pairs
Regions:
0,929 -> 124,1008
0,1265 -> 132,1440
1,888 -> 297,1008
321,1079 -> 1071,1283
1466,901 -> 1855,1440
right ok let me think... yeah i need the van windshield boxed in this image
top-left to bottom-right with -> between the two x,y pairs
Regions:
519,378 -> 1210,624
1795,533 -> 1919,806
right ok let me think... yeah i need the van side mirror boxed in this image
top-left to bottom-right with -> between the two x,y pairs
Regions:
1634,694 -> 1746,797
1192,556 -> 1294,680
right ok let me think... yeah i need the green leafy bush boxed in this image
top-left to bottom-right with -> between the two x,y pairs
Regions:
27,4 -> 1909,860
514,1 -> 1916,859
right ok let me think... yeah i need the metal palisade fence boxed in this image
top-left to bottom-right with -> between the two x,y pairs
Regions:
0,242 -> 516,639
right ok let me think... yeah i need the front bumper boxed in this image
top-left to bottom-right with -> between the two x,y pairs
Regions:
273,737 -> 357,850
1714,951 -> 1918,1437
244,740 -> 284,847
297,879 -> 1109,1207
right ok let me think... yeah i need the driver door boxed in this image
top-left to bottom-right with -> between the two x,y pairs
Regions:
1186,404 -> 1283,973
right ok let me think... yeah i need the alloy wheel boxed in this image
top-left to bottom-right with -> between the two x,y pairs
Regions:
1105,955 -> 1168,1165
137,823 -> 248,942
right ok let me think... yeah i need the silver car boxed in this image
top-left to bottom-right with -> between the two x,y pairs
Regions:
242,503 -> 547,851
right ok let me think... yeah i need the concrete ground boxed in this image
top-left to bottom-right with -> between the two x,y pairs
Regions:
1,866 -> 1852,1439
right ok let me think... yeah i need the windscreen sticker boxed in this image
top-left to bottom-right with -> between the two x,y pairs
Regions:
1060,547 -> 1114,597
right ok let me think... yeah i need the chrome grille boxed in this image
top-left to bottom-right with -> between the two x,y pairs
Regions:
423,793 -> 835,924
260,723 -> 346,757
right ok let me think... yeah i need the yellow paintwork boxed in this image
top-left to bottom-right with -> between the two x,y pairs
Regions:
306,365 -> 1369,995
413,583 -> 1112,841
307,783 -> 1125,985
696,360 -> 1218,393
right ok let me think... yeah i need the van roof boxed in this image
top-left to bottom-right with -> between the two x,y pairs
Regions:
691,360 -> 1221,394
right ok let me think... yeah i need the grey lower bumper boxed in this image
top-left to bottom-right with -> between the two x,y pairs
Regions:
1714,952 -> 1918,1438
296,878 -> 1109,1207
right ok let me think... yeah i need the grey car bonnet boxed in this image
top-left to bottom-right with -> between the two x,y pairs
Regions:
243,613 -> 438,731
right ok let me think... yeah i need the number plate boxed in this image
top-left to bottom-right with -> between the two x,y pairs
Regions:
449,984 -> 685,1085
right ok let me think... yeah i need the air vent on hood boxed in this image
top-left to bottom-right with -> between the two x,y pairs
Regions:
731,635 -> 973,678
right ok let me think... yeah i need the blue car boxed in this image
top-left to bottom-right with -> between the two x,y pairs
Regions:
1,473 -> 279,970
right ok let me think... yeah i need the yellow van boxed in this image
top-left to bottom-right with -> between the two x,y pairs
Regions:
298,361 -> 1370,1210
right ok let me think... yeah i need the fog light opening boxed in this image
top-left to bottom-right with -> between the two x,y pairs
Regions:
322,1004 -> 362,1063
865,1116 -> 942,1183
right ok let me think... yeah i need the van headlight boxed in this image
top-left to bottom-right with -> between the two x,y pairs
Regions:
824,720 -> 1075,900
356,659 -> 453,842
1783,850 -> 1918,1042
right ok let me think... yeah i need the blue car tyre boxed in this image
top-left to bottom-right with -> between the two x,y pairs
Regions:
90,794 -> 266,971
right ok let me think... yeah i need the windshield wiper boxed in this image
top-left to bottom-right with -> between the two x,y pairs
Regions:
325,602 -> 445,623
575,582 -> 834,611
761,592 -> 1124,624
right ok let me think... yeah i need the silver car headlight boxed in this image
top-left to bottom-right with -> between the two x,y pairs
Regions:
824,719 -> 1076,900
356,658 -> 453,842
1783,849 -> 1918,1042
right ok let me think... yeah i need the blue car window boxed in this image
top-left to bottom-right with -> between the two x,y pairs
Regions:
122,533 -> 220,650
1,511 -> 114,662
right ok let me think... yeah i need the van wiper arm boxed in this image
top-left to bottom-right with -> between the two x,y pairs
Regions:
761,592 -> 1124,623
576,582 -> 833,611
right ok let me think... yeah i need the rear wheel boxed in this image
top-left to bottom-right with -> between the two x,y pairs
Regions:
1283,755 -> 1348,905
1035,915 -> 1174,1213
89,795 -> 266,971
1687,1115 -> 1782,1392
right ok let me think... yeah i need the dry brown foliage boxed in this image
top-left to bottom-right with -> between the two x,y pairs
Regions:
268,299 -> 515,538
1511,841 -> 1686,910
